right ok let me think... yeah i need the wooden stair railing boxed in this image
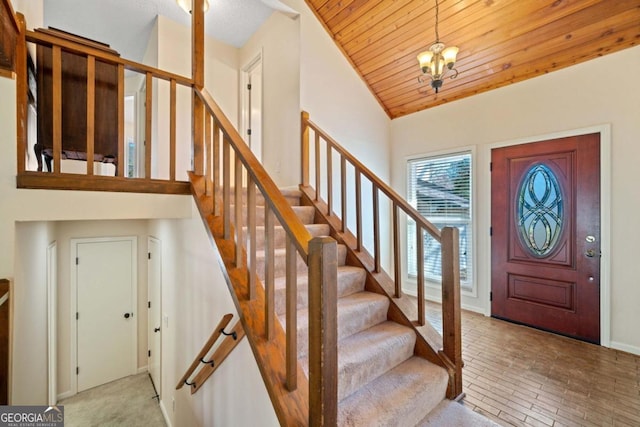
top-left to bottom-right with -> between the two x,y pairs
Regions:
190,87 -> 339,425
301,111 -> 463,398
176,313 -> 245,394
13,13 -> 192,194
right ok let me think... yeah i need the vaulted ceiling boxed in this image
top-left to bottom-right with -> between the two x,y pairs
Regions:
305,0 -> 640,118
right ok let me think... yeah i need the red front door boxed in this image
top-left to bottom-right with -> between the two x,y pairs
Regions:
491,134 -> 600,344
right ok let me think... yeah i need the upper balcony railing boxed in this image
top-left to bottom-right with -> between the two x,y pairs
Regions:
13,16 -> 192,194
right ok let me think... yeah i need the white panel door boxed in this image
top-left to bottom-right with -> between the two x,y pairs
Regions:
77,239 -> 135,391
147,237 -> 161,396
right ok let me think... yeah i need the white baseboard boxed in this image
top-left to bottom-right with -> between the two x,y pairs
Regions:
137,366 -> 148,374
159,400 -> 172,427
610,340 -> 640,356
402,288 -> 486,315
57,390 -> 74,401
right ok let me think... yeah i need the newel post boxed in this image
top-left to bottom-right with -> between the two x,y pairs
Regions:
301,111 -> 310,187
191,0 -> 205,175
308,236 -> 338,426
441,226 -> 463,398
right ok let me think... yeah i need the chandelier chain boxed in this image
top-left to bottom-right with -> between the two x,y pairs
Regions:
435,0 -> 440,42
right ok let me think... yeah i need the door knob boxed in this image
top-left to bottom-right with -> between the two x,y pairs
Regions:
124,313 -> 131,319
154,327 -> 160,332
585,249 -> 596,258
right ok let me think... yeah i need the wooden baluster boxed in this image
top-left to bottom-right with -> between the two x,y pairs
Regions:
373,186 -> 380,273
355,170 -> 362,251
86,56 -> 95,176
393,203 -> 401,298
441,226 -> 462,398
285,235 -> 297,391
170,79 -> 177,182
247,177 -> 257,300
52,46 -> 62,174
315,133 -> 321,201
145,72 -> 152,179
193,95 -> 204,176
205,112 -> 212,195
301,111 -> 309,186
416,225 -> 425,326
117,64 -> 124,177
264,203 -> 275,340
326,143 -> 333,216
223,138 -> 231,239
235,156 -> 244,268
212,121 -> 221,216
15,13 -> 27,174
308,236 -> 338,427
340,156 -> 347,233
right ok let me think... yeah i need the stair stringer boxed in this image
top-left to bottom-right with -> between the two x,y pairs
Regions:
298,185 -> 460,399
189,173 -> 310,426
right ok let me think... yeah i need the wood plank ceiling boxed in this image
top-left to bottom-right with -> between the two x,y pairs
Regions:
305,0 -> 640,118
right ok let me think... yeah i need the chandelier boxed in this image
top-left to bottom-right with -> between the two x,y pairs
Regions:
177,0 -> 210,14
417,0 -> 459,93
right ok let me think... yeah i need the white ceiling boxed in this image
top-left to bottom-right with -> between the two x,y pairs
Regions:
43,0 -> 283,63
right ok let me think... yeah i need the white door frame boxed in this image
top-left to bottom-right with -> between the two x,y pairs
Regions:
241,51 -> 263,162
47,241 -> 57,405
147,236 -> 162,399
483,124 -> 611,347
69,236 -> 138,396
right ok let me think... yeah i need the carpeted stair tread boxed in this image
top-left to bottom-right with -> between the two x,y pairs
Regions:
274,265 -> 366,315
248,223 -> 330,252
417,400 -> 501,426
280,291 -> 390,358
243,204 -> 315,226
338,357 -> 449,427
229,187 -> 302,206
256,244 -> 347,281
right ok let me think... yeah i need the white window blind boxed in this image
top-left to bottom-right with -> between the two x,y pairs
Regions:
407,152 -> 473,290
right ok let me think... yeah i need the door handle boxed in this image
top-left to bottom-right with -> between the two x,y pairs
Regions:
585,249 -> 597,258
154,327 -> 160,332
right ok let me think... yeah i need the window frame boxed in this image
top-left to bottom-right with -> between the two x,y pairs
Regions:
404,147 -> 477,297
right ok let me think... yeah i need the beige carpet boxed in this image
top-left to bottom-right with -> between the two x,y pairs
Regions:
60,373 -> 166,427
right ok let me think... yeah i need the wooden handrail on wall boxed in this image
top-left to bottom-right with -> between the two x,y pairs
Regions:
13,23 -> 193,194
176,314 -> 245,394
301,111 -> 463,398
191,87 -> 339,425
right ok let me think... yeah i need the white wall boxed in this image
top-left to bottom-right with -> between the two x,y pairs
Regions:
240,11 -> 301,187
390,46 -> 640,354
12,221 -> 55,404
148,204 -> 279,427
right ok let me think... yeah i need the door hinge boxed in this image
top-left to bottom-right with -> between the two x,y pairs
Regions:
489,291 -> 493,301
489,226 -> 493,236
490,162 -> 493,172
75,257 -> 79,265
76,367 -> 79,375
148,301 -> 151,309
247,128 -> 252,136
247,83 -> 251,90
76,312 -> 79,320
148,252 -> 151,260
148,350 -> 151,357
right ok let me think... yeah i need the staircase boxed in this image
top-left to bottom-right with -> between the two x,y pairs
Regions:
251,189 -> 449,425
198,182 -> 497,426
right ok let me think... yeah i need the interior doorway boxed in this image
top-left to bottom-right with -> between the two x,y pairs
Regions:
491,133 -> 601,343
242,53 -> 263,162
72,237 -> 137,393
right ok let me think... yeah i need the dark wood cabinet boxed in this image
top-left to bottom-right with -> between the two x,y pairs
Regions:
35,28 -> 119,172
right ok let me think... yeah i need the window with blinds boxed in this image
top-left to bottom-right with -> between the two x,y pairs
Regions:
407,152 -> 473,290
